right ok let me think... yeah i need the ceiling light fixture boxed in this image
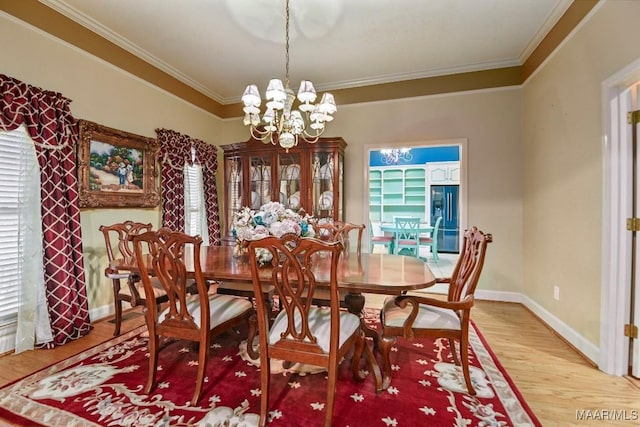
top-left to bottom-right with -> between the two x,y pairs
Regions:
380,148 -> 412,165
241,0 -> 337,151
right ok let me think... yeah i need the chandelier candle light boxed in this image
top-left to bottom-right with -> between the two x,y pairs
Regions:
241,0 -> 337,151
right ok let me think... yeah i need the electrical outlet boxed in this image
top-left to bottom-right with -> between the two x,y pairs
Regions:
553,286 -> 560,301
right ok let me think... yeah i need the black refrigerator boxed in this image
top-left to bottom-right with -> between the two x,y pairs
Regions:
430,185 -> 459,253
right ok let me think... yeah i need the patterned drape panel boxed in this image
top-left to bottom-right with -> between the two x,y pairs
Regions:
0,74 -> 90,346
156,129 -> 221,245
192,139 -> 221,245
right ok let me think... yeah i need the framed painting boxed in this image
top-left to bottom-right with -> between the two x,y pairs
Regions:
77,120 -> 160,208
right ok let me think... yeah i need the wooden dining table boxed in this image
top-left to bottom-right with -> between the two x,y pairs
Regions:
112,244 -> 437,390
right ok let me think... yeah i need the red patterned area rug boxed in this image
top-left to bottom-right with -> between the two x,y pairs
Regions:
0,310 -> 540,426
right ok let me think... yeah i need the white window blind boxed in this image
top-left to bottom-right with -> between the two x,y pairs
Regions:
0,126 -> 35,324
184,162 -> 209,244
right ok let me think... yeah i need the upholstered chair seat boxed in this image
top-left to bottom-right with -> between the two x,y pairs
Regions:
382,296 -> 461,331
269,306 -> 360,353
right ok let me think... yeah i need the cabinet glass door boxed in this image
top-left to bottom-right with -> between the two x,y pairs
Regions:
311,151 -> 335,218
277,152 -> 302,211
338,153 -> 344,221
250,155 -> 271,209
226,157 -> 242,235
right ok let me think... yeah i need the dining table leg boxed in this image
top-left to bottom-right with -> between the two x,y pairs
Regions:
344,291 -> 389,391
345,292 -> 380,349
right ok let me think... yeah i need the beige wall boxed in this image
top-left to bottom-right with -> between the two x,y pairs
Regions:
522,0 -> 640,346
1,14 -> 224,317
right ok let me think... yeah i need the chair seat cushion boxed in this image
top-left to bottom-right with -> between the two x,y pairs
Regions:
396,239 -> 418,246
382,296 -> 461,331
159,293 -> 252,329
372,236 -> 394,243
419,237 -> 433,243
269,307 -> 360,353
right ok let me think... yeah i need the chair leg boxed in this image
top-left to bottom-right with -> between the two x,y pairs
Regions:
113,296 -> 123,336
246,314 -> 259,360
379,335 -> 396,391
325,364 -> 338,427
145,332 -> 159,396
258,350 -> 271,427
192,336 -> 209,406
459,336 -> 476,395
448,338 -> 460,365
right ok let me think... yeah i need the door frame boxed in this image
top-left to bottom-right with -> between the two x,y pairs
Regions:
600,58 -> 640,375
363,138 -> 468,253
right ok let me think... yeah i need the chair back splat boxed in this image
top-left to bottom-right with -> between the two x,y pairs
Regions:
247,234 -> 380,427
99,220 -> 167,336
393,216 -> 421,257
335,222 -> 365,257
132,228 -> 255,406
379,226 -> 492,396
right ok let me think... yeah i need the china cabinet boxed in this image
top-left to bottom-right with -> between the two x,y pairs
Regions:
221,135 -> 346,244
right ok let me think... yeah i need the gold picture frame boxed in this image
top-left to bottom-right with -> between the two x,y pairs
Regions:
77,120 -> 160,208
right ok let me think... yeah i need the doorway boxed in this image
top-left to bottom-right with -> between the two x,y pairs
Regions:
601,59 -> 640,377
364,139 -> 468,257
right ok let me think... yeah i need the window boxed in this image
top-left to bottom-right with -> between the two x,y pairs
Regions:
0,127 -> 32,323
0,125 -> 44,353
184,162 -> 209,244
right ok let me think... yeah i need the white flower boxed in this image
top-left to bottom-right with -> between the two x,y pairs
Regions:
231,201 -> 314,265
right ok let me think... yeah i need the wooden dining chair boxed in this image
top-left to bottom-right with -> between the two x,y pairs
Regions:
99,221 -> 169,336
311,221 -> 365,308
393,216 -> 421,257
369,219 -> 394,254
419,215 -> 443,262
314,221 -> 341,242
336,222 -> 365,257
247,234 -> 379,427
379,226 -> 492,395
132,228 -> 255,406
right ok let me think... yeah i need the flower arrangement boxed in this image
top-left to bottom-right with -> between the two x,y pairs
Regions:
231,201 -> 315,265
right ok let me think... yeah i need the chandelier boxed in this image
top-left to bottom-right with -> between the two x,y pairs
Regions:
380,148 -> 412,165
241,0 -> 337,151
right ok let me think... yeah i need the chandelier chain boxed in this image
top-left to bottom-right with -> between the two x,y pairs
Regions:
285,0 -> 290,88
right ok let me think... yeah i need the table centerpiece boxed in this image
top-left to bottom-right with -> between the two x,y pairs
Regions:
231,201 -> 316,265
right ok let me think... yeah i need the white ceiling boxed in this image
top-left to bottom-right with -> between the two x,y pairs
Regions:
41,0 -> 572,105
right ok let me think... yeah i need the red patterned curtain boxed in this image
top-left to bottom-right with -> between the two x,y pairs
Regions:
156,129 -> 221,245
193,140 -> 222,245
0,74 -> 90,346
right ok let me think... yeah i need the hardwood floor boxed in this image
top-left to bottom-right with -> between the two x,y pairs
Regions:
1,300 -> 639,426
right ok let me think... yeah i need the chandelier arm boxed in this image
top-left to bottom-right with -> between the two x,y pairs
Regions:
301,127 -> 323,143
249,126 -> 275,146
301,133 -> 321,144
249,126 -> 269,139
